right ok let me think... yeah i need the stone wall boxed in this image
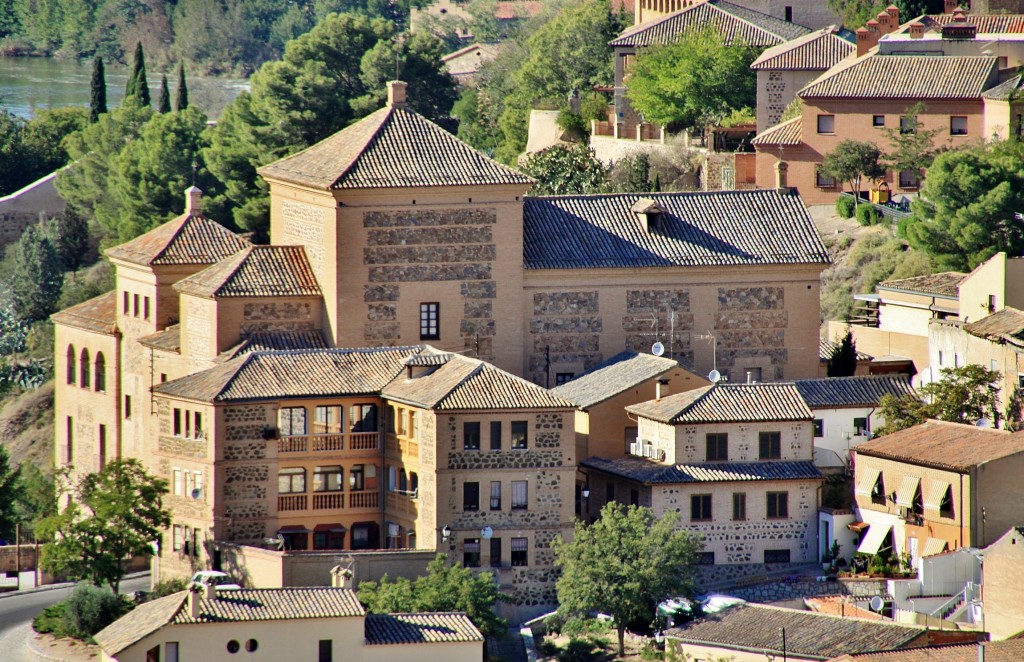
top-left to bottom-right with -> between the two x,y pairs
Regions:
240,300 -> 317,336
623,289 -> 693,365
529,290 -> 603,385
716,286 -> 787,381
222,404 -> 274,544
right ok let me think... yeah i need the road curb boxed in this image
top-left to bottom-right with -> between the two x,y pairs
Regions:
0,571 -> 150,601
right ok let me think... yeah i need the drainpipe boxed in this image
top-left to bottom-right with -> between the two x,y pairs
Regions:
959,473 -> 965,548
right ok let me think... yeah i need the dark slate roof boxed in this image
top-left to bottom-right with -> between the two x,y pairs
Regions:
154,347 -> 423,403
795,375 -> 915,408
550,350 -> 680,409
964,307 -> 1024,347
522,191 -> 829,270
877,271 -> 966,298
364,613 -> 483,645
105,210 -> 249,267
799,54 -> 998,100
582,456 -> 822,484
174,246 -> 322,299
610,0 -> 810,48
855,420 -> 1024,472
819,338 -> 872,362
51,291 -> 118,335
750,26 -> 854,71
257,102 -> 532,190
666,603 -> 926,659
626,383 -> 812,424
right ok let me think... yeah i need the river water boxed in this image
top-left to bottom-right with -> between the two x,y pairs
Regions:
0,57 -> 248,120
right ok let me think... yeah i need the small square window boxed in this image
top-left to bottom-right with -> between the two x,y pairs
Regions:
854,417 -> 870,435
900,117 -> 915,134
691,494 -> 712,521
759,431 -> 782,460
872,115 -> 885,127
555,372 -> 574,385
697,551 -> 716,565
420,302 -> 439,340
813,419 -> 824,438
705,433 -> 728,461
950,116 -> 968,136
815,168 -> 836,188
817,114 -> 835,134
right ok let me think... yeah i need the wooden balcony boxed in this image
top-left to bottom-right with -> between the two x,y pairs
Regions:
277,490 -> 379,514
278,494 -> 307,512
313,492 -> 345,510
349,491 -> 379,509
277,431 -> 379,455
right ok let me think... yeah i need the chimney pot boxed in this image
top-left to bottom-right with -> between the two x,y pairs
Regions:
387,80 -> 408,108
188,586 -> 202,619
944,0 -> 958,13
656,378 -> 670,400
185,185 -> 202,216
204,582 -> 216,601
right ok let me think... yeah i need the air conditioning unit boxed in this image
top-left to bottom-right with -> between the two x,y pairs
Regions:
261,426 -> 279,440
630,442 -> 643,456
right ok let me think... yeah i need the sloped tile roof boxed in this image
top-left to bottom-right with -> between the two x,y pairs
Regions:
751,26 -> 854,70
666,603 -> 925,658
832,639 -> 1024,662
174,245 -> 322,299
751,116 -> 802,146
855,420 -> 1024,472
523,190 -> 829,270
172,588 -> 365,624
819,338 -> 872,362
964,306 -> 1024,347
805,595 -> 883,621
877,272 -> 966,298
919,14 -> 1024,34
364,613 -> 483,645
582,456 -> 822,484
983,74 -> 1024,100
257,104 -> 532,190
610,0 -> 810,48
105,213 -> 249,267
139,325 -> 182,353
551,350 -> 680,409
94,592 -> 187,656
626,383 -> 812,424
799,54 -> 998,100
154,347 -> 423,403
219,330 -> 330,361
795,375 -> 915,408
50,291 -> 118,335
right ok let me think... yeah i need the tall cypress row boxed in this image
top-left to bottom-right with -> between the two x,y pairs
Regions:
125,42 -> 151,106
157,75 -> 171,113
175,62 -> 189,111
89,55 -> 107,123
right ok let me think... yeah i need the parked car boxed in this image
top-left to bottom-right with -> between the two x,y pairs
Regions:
190,570 -> 242,590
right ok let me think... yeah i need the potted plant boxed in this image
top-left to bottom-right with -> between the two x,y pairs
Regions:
821,547 -> 832,570
829,540 -> 842,572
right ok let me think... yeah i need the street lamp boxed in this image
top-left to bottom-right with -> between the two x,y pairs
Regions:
441,525 -> 452,543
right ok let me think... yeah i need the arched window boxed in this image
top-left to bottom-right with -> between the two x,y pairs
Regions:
94,352 -> 106,393
66,345 -> 76,385
79,348 -> 90,389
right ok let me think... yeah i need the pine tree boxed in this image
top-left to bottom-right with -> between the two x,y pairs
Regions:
125,42 -> 150,107
89,56 -> 106,123
157,76 -> 171,113
827,330 -> 859,377
48,208 -> 90,276
175,62 -> 189,111
10,223 -> 64,322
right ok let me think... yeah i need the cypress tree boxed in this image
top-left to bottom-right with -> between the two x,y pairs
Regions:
89,56 -> 107,123
125,41 -> 150,106
827,330 -> 859,377
175,62 -> 189,111
157,75 -> 171,113
10,224 -> 64,322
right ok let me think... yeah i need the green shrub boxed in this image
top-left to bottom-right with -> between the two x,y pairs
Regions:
559,638 -> 597,662
856,203 -> 881,226
62,583 -> 132,640
148,578 -> 188,600
835,196 -> 855,219
540,640 -> 560,657
33,603 -> 66,635
556,109 -> 587,135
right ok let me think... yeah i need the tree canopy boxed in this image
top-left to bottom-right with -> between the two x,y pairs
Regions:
821,139 -> 884,203
0,445 -> 23,543
627,25 -> 757,131
39,459 -> 171,592
876,365 -> 1001,435
520,143 -> 608,195
553,502 -> 703,655
9,223 -> 63,322
827,330 -> 858,377
883,102 -> 940,193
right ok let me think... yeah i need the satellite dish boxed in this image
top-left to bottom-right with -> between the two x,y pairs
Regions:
191,488 -> 202,500
708,369 -> 722,383
976,417 -> 992,428
651,342 -> 665,357
869,596 -> 885,612
481,526 -> 493,539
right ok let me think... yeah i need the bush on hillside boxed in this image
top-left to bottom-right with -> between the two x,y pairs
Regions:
856,203 -> 881,226
835,196 -> 855,219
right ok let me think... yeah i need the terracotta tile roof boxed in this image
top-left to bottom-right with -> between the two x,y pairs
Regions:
105,213 -> 249,267
551,351 -> 681,409
94,592 -> 187,656
666,603 -> 925,659
173,588 -> 365,624
582,456 -> 822,484
831,639 -> 1024,661
751,116 -> 802,146
384,352 -> 577,410
219,329 -> 330,360
795,375 -> 915,408
983,74 -> 1024,100
611,0 -> 810,48
50,291 -> 118,335
819,338 -> 873,362
493,1 -> 541,20
799,54 -> 998,100
139,325 -> 181,353
174,245 -> 322,299
364,612 -> 483,645
964,306 -> 1024,347
854,420 -> 1024,472
154,347 -> 423,403
877,272 -> 967,298
919,14 -> 1024,34
523,190 -> 829,270
751,26 -> 855,70
805,595 -> 883,621
257,104 -> 532,190
626,383 -> 812,424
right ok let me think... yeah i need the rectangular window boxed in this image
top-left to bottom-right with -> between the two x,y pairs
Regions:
511,537 -> 528,567
123,291 -> 129,314
490,421 -> 502,450
490,481 -> 502,510
813,419 -> 824,438
512,480 -> 528,510
759,431 -> 782,459
705,433 -> 728,461
784,5 -> 792,21
144,297 -> 150,320
490,537 -> 502,567
732,492 -> 746,521
691,494 -> 712,521
66,416 -> 73,464
764,549 -> 791,564
463,481 -> 480,511
988,294 -> 997,312
173,468 -> 183,496
184,411 -> 191,439
319,640 -> 333,662
697,552 -> 715,565
165,642 -> 178,662
98,424 -> 106,470
555,372 -> 574,385
872,114 -> 885,127
854,417 -> 870,435
133,293 -> 140,317
278,467 -> 306,493
313,405 -> 343,435
815,168 -> 836,188
350,464 -> 365,491
463,538 -> 481,567
511,421 -> 528,450
767,491 -> 789,519
314,466 -> 343,492
124,395 -> 132,420
899,169 -> 920,189
606,483 -> 614,504
817,114 -> 835,134
193,471 -> 203,500
171,525 -> 184,552
950,116 -> 968,135
349,404 -> 377,432
279,407 -> 307,436
900,116 -> 915,134
940,486 -> 955,519
194,412 -> 202,438
420,302 -> 440,340
173,408 -> 182,437
462,422 -> 481,451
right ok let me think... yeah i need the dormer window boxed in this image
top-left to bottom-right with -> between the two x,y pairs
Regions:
630,197 -> 664,233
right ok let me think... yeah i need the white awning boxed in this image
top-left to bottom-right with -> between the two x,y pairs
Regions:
857,523 -> 893,555
895,475 -> 921,507
923,479 -> 950,510
855,468 -> 881,496
922,537 -> 949,557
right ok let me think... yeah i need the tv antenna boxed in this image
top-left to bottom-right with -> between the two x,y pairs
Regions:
695,331 -> 718,377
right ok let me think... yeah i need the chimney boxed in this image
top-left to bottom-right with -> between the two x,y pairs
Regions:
387,80 -> 408,108
656,378 -> 670,400
746,370 -> 754,384
877,11 -> 892,35
909,22 -> 925,39
855,27 -> 879,57
774,160 -> 789,191
188,585 -> 202,619
886,5 -> 899,25
944,0 -> 958,13
185,185 -> 202,216
204,581 -> 216,601
952,7 -> 967,21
